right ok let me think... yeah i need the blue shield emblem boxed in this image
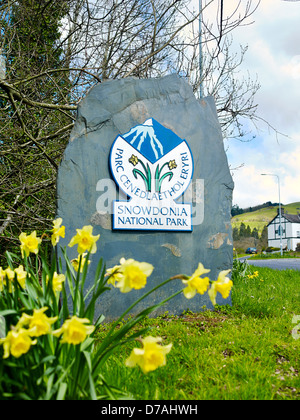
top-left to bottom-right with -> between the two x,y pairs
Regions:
110,119 -> 194,231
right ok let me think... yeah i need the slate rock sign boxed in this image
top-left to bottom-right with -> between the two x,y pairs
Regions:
57,75 -> 234,320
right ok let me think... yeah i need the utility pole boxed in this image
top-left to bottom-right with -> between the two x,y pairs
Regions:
261,174 -> 283,256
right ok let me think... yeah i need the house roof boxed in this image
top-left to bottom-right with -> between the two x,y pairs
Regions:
268,213 -> 300,226
284,214 -> 300,224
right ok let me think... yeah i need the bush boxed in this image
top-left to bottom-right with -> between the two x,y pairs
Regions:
266,247 -> 280,253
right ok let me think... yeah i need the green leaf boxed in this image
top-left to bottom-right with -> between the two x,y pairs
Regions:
83,350 -> 92,371
0,310 -> 18,317
89,372 -> 97,401
57,382 -> 67,401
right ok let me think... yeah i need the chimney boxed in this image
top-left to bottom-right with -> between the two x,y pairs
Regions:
277,207 -> 284,215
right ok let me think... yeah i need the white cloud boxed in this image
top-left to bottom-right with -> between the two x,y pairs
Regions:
229,133 -> 300,207
232,165 -> 300,208
281,55 -> 300,80
222,0 -> 300,207
188,1 -> 300,208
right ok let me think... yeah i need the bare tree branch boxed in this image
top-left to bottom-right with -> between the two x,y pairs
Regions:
0,0 -> 265,255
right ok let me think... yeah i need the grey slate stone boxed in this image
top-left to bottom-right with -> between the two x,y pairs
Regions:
57,74 -> 234,321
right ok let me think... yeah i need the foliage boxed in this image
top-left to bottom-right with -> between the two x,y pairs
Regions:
0,219 -> 232,400
0,0 -> 73,259
250,250 -> 300,260
233,222 -> 261,241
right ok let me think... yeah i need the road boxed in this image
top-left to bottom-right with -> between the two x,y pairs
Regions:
239,256 -> 300,271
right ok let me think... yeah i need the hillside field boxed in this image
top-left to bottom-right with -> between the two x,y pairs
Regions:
231,202 -> 300,235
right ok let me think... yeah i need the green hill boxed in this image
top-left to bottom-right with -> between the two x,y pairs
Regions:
231,201 -> 300,235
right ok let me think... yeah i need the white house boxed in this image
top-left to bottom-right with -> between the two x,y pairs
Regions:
267,209 -> 300,251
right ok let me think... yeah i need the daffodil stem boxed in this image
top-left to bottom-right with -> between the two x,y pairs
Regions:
115,277 -> 181,328
71,345 -> 81,398
91,285 -> 183,379
100,278 -> 182,349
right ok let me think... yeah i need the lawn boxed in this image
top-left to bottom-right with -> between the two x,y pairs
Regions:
96,262 -> 300,400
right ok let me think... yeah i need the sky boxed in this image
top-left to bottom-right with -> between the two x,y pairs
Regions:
199,0 -> 300,209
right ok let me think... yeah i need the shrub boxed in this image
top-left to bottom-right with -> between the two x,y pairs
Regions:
266,247 -> 280,253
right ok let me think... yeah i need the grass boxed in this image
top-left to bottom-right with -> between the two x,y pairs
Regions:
95,262 -> 300,400
250,251 -> 300,260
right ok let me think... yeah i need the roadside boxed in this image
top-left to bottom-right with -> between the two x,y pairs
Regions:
237,256 -> 300,271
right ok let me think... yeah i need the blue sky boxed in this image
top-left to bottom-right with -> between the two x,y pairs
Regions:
194,0 -> 300,208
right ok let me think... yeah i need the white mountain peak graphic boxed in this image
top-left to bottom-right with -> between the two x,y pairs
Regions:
122,119 -> 164,161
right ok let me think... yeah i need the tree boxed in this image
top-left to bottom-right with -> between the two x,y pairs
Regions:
252,227 -> 259,239
231,204 -> 244,217
260,225 -> 268,248
232,227 -> 240,241
245,225 -> 251,237
0,0 -> 262,255
0,0 -> 74,257
239,222 -> 246,238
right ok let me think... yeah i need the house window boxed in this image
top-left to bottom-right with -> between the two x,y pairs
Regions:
297,231 -> 300,238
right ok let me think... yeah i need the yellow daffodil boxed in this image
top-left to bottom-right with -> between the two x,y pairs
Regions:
52,316 -> 95,345
182,263 -> 210,299
71,253 -> 91,273
129,155 -> 139,166
0,267 -> 15,293
51,218 -> 65,246
6,268 -> 14,292
208,269 -> 233,306
0,267 -> 6,292
16,307 -> 58,338
14,265 -> 27,289
68,225 -> 100,255
168,159 -> 177,170
0,266 -> 28,292
4,267 -> 14,281
247,270 -> 259,279
0,328 -> 37,359
19,231 -> 42,258
46,272 -> 66,293
125,336 -> 172,374
106,264 -> 123,287
106,258 -> 154,293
